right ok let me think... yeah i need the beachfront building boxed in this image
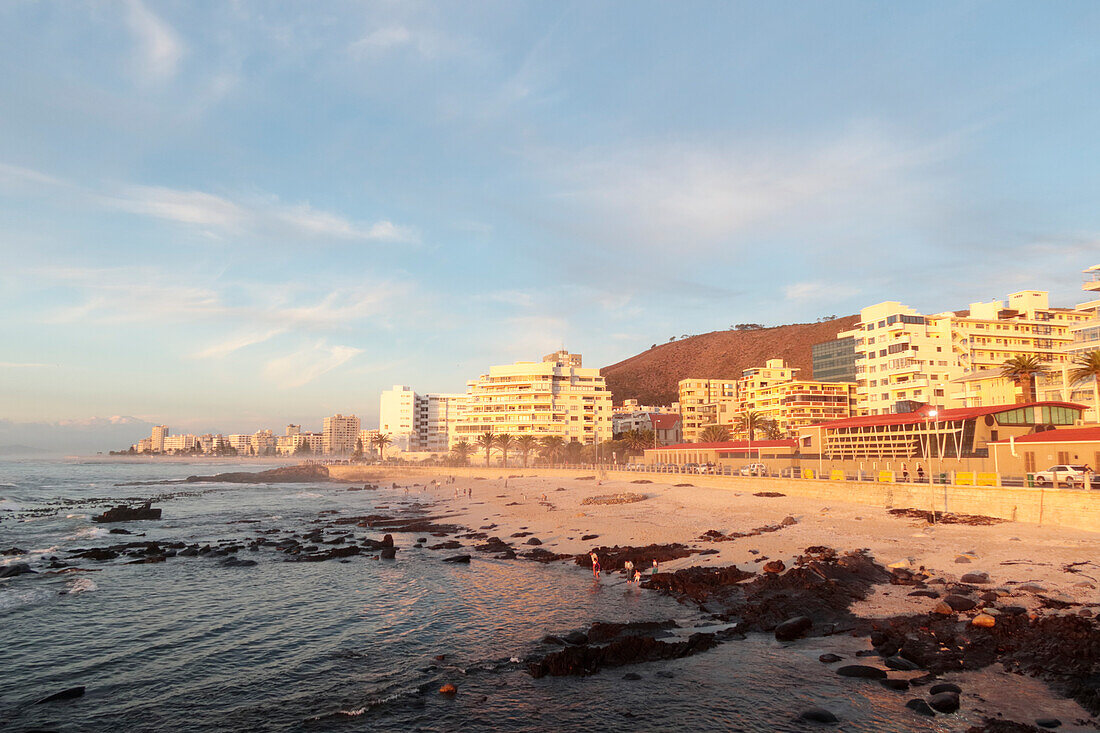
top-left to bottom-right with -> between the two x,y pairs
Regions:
453,350 -> 612,445
417,393 -> 468,452
677,378 -> 737,442
1036,265 -> 1100,422
735,359 -> 856,437
161,434 -> 198,453
151,425 -> 169,453
379,385 -> 417,452
990,425 -> 1100,475
812,336 -> 858,382
643,439 -> 799,468
612,411 -> 682,445
948,369 -> 1024,408
250,429 -> 276,456
322,414 -> 360,455
840,292 -> 1091,417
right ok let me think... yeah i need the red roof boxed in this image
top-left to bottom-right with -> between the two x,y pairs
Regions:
807,402 -> 1085,430
990,426 -> 1100,444
650,439 -> 798,451
648,413 -> 680,430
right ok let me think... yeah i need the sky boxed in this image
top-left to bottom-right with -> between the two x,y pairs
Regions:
1,1 -> 1099,445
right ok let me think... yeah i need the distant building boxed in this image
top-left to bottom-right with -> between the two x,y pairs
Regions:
251,429 -> 276,456
736,359 -> 856,437
322,414 -> 360,455
417,393 -> 467,452
812,337 -> 857,383
161,434 -> 197,453
151,425 -> 169,453
543,350 -> 582,368
677,378 -> 737,442
380,385 -> 417,452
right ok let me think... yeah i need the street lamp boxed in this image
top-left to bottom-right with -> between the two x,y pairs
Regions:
925,409 -> 939,523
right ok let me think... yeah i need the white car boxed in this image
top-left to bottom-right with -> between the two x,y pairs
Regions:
738,463 -> 767,476
1032,465 -> 1093,488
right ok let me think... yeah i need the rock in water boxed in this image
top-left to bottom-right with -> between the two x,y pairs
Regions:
880,678 -> 910,691
380,547 -> 397,559
563,631 -> 589,645
928,683 -> 961,695
36,686 -> 86,704
1035,718 -> 1062,729
774,616 -> 812,641
928,691 -> 960,713
818,653 -> 843,664
92,502 -> 161,523
905,699 -> 935,716
439,683 -> 457,695
0,562 -> 36,578
442,555 -> 471,564
836,665 -> 887,680
798,707 -> 838,723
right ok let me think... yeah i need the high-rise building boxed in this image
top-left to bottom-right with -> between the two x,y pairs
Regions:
322,414 -> 360,455
677,378 -> 737,442
417,393 -> 468,451
379,385 -> 417,452
736,359 -> 856,436
454,350 -> 612,445
250,429 -> 276,456
812,337 -> 858,382
151,425 -> 169,453
162,434 -> 198,453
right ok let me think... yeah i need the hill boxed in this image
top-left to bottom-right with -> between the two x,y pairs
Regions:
600,315 -> 860,405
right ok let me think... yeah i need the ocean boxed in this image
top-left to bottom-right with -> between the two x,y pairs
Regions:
0,460 -> 1090,732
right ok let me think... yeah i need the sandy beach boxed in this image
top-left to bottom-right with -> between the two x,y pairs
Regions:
372,469 -> 1100,620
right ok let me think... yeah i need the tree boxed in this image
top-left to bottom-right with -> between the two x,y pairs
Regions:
623,429 -> 653,455
1001,354 -> 1049,403
760,420 -> 784,441
736,411 -> 766,442
494,433 -> 515,467
476,431 -> 495,466
699,425 -> 731,443
372,433 -> 392,462
451,440 -> 473,466
516,435 -> 539,467
539,435 -> 565,466
295,440 -> 311,456
1070,349 -> 1100,419
352,437 -> 364,462
564,439 -> 584,464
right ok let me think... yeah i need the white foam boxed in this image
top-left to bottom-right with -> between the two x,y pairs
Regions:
64,527 -> 107,540
64,577 -> 98,595
294,492 -> 323,498
0,586 -> 55,612
0,498 -> 21,512
338,708 -> 367,717
65,513 -> 87,519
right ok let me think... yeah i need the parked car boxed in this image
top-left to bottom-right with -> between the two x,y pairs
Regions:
738,463 -> 767,476
1032,465 -> 1094,488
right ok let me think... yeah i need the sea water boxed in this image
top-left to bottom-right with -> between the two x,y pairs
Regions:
0,460 -> 1091,732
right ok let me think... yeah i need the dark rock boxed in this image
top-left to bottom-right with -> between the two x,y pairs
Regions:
928,691 -> 960,713
0,562 -> 36,578
798,707 -> 838,723
998,605 -> 1027,616
979,591 -> 999,603
443,555 -> 471,563
819,653 -> 844,664
581,534 -> 599,541
909,589 -> 940,598
296,545 -> 361,562
880,678 -> 911,691
108,528 -> 132,535
429,540 -> 463,550
754,491 -> 785,498
92,502 -> 161,523
929,683 -> 961,695
762,560 -> 786,573
961,572 -> 990,584
1,547 -> 26,556
836,665 -> 887,679
655,670 -> 674,678
381,534 -> 394,548
775,615 -> 812,641
541,635 -> 566,645
527,632 -> 718,677
622,672 -> 641,680
70,548 -> 118,561
525,537 -> 543,546
220,558 -> 257,567
886,656 -> 920,671
35,686 -> 86,704
380,547 -> 397,559
587,620 -> 676,644
855,650 -> 878,657
185,464 -> 330,484
564,631 -> 589,645
905,698 -> 936,716
418,538 -> 428,543
1035,718 -> 1061,729
944,594 -> 978,611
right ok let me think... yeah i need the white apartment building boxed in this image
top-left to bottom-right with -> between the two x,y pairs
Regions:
417,393 -> 468,451
226,434 -> 253,455
151,425 -> 169,453
250,429 -> 277,456
322,414 -> 360,455
162,434 -> 198,453
379,385 -> 417,452
454,351 -> 612,445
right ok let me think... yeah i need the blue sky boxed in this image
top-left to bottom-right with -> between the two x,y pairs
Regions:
1,1 -> 1099,439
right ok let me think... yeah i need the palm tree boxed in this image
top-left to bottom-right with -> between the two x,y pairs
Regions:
622,429 -> 653,455
564,440 -> 584,465
516,435 -> 539,467
736,410 -> 766,442
699,425 -> 731,443
539,435 -> 565,466
476,431 -> 495,466
1070,349 -> 1100,419
451,440 -> 473,466
372,432 -> 392,462
494,433 -> 515,467
1001,354 -> 1049,403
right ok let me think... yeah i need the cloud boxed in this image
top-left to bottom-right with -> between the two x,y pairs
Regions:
124,0 -> 185,82
0,162 -> 63,189
0,362 -> 51,368
193,329 -> 287,359
262,342 -> 363,388
784,281 -> 861,303
108,186 -> 246,228
348,25 -> 453,60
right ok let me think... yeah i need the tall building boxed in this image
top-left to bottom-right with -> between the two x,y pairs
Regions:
812,337 -> 858,382
840,292 -> 1090,416
250,429 -> 276,456
454,350 -> 612,445
162,434 -> 197,453
1038,264 -> 1100,422
736,359 -> 856,436
322,414 -> 360,455
151,425 -> 169,453
677,378 -> 737,442
379,385 -> 417,452
416,393 -> 468,452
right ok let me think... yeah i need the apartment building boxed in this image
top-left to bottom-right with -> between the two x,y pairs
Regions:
151,425 -> 169,453
1037,266 -> 1100,422
416,393 -> 467,452
161,434 -> 198,453
379,385 -> 417,452
250,429 -> 277,456
677,378 -> 737,442
812,337 -> 858,382
454,351 -> 612,444
736,359 -> 856,436
322,414 -> 360,455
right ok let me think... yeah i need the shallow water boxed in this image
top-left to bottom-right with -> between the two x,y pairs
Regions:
0,460 -> 1092,732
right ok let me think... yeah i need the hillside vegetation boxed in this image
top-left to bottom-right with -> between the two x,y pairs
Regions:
600,316 -> 860,405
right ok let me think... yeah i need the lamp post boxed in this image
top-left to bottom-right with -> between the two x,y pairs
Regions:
925,409 -> 939,524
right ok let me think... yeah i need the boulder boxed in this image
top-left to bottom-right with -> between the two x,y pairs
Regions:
954,555 -> 972,564
885,656 -> 919,671
762,560 -> 786,573
774,616 -> 812,641
960,572 -> 990,584
932,602 -> 956,616
525,537 -> 543,546
564,631 -> 589,645
880,678 -> 910,691
92,502 -> 161,523
220,558 -> 257,568
928,691 -> 960,713
798,707 -> 838,723
905,699 -> 936,716
943,595 -> 977,612
442,555 -> 471,563
0,562 -> 36,578
1035,718 -> 1061,729
380,547 -> 397,560
836,665 -> 886,680
1,547 -> 26,556
818,653 -> 843,664
971,613 -> 996,628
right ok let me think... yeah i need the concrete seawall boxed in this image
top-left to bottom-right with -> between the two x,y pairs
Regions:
328,465 -> 1100,534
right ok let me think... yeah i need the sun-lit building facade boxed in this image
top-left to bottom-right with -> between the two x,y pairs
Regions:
736,359 -> 856,437
677,378 -> 737,442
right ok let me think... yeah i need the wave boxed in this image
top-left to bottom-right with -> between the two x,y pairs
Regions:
65,526 -> 107,541
0,586 -> 55,612
63,577 -> 98,595
65,513 -> 88,519
0,498 -> 21,512
294,492 -> 323,498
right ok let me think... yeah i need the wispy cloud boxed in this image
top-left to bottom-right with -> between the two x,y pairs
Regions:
348,24 -> 454,60
124,0 -> 185,82
193,329 -> 287,359
0,362 -> 52,368
784,281 -> 861,303
262,342 -> 363,388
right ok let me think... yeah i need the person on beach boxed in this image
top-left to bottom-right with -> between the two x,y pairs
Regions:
651,559 -> 658,575
624,559 -> 634,578
902,464 -> 910,482
632,569 -> 642,583
590,552 -> 601,578
917,465 -> 925,482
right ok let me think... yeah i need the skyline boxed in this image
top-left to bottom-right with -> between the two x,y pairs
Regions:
3,1 -> 1100,436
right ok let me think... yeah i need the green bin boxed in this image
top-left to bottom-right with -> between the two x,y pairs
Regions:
1025,474 -> 1035,488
